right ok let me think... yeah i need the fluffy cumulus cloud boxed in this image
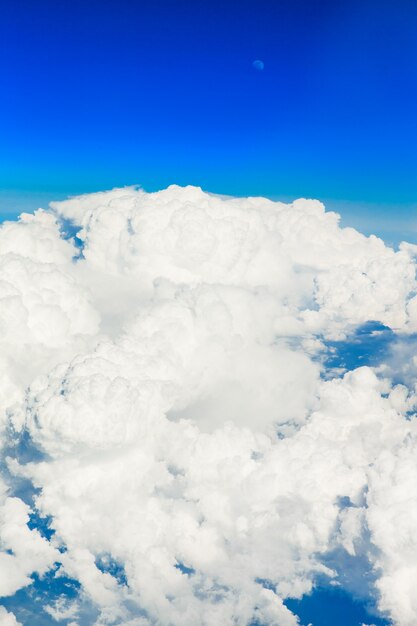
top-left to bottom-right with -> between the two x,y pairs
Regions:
1,185 -> 417,624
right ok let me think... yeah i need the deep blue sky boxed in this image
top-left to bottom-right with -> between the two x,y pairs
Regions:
1,0 -> 416,240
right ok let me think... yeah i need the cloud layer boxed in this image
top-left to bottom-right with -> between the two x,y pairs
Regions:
1,185 -> 417,625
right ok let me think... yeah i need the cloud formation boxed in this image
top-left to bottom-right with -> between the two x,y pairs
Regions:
1,186 -> 417,624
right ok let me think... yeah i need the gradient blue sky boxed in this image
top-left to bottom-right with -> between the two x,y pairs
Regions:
1,0 -> 416,242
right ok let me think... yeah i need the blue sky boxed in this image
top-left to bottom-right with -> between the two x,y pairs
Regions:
1,0 -> 416,242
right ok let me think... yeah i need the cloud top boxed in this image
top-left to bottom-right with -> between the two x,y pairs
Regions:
0,186 -> 417,625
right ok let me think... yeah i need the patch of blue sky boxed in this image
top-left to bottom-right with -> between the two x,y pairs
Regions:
54,214 -> 85,260
256,534 -> 390,626
175,562 -> 196,577
322,321 -> 397,375
27,511 -> 55,543
321,320 -> 417,403
0,567 -> 97,626
1,429 -> 49,506
95,554 -> 128,587
319,548 -> 378,610
284,586 -> 390,626
6,428 -> 47,466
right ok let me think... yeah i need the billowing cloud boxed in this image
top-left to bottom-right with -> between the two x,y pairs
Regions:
1,186 -> 417,625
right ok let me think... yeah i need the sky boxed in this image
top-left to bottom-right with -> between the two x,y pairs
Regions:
1,0 -> 416,242
1,3 -> 417,626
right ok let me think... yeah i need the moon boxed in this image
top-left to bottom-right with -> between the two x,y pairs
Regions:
252,60 -> 264,71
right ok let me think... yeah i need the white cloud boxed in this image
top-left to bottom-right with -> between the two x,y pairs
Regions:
44,597 -> 79,621
0,210 -> 100,434
1,186 -> 417,624
0,607 -> 21,626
